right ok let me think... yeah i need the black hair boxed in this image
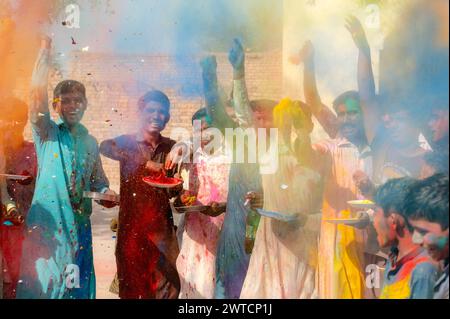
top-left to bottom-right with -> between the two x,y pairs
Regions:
374,177 -> 417,232
403,173 -> 449,230
249,99 -> 278,112
138,90 -> 170,114
332,91 -> 360,111
53,80 -> 86,100
191,107 -> 208,124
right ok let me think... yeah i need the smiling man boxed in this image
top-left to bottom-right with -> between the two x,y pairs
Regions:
404,173 -> 449,299
17,37 -> 117,299
100,90 -> 181,299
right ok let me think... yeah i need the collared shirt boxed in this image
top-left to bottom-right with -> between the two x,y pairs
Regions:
17,112 -> 109,299
380,247 -> 438,299
434,261 -> 449,299
100,133 -> 180,299
314,136 -> 373,218
315,136 -> 373,299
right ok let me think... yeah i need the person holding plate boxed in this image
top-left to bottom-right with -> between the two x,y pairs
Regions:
174,107 -> 230,299
299,40 -> 373,299
0,96 -> 37,299
17,37 -> 117,299
240,98 -> 323,298
100,90 -> 181,299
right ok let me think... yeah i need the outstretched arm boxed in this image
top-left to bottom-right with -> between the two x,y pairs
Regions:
297,41 -> 339,138
30,37 -> 53,141
229,39 -> 253,128
346,15 -> 380,143
200,56 -> 236,132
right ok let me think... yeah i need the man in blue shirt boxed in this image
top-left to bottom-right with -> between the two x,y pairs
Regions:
17,37 -> 117,299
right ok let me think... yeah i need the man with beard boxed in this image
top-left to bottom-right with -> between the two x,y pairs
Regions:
0,96 -> 37,299
300,41 -> 373,299
100,90 -> 181,299
344,15 -> 430,185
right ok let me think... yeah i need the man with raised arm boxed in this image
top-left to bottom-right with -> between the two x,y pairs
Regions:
298,41 -> 373,299
345,16 -> 429,185
200,41 -> 276,299
17,37 -> 116,299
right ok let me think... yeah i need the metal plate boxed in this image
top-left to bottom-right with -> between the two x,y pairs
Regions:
256,208 -> 298,222
83,191 -> 120,202
0,173 -> 31,181
324,218 -> 364,225
173,205 -> 211,214
347,200 -> 376,210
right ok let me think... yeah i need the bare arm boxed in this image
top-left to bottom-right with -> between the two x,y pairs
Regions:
30,37 -> 53,142
346,15 -> 380,143
299,41 -> 339,138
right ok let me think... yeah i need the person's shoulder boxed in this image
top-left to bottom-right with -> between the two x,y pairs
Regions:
411,256 -> 439,279
102,134 -> 136,145
161,135 -> 177,148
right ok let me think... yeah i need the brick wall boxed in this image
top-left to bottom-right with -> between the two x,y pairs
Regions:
19,50 -> 282,190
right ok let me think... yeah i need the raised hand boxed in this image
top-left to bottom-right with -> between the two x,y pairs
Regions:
289,40 -> 314,66
228,38 -> 245,72
31,36 -> 52,88
200,55 -> 217,77
345,15 -> 369,51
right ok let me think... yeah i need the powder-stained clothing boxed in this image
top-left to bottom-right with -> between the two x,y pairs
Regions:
17,114 -> 109,299
380,248 -> 438,299
101,134 -> 180,299
176,148 -> 230,299
434,261 -> 449,299
213,79 -> 263,299
0,141 -> 37,298
240,144 -> 322,299
315,137 -> 373,299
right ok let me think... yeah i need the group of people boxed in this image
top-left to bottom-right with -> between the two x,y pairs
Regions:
0,16 -> 448,299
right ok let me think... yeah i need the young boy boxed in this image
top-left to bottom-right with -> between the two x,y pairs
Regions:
175,107 -> 230,299
404,173 -> 449,299
17,37 -> 116,299
100,90 -> 180,299
373,178 -> 438,299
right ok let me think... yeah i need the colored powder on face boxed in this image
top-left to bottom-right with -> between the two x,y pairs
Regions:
344,98 -> 361,114
426,233 -> 449,250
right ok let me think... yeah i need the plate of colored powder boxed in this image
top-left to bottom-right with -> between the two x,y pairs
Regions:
143,174 -> 183,189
